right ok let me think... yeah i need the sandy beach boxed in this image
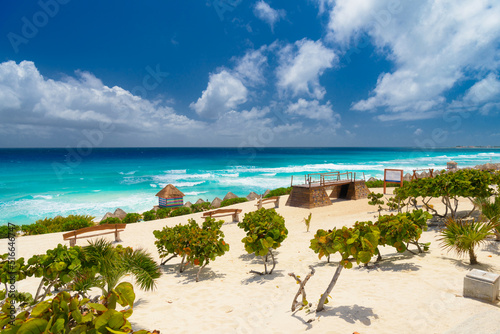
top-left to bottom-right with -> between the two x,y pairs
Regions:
3,188 -> 500,333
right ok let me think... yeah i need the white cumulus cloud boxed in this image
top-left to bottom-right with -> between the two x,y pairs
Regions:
286,98 -> 340,123
253,1 -> 286,31
190,70 -> 248,119
276,39 -> 337,100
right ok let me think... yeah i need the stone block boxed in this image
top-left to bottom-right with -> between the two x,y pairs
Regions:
463,269 -> 500,303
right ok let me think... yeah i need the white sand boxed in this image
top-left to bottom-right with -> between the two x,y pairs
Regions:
3,188 -> 500,333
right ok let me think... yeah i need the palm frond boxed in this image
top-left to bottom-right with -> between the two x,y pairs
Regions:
121,248 -> 161,291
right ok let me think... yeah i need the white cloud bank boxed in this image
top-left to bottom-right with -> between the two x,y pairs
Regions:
323,0 -> 500,120
0,60 -> 201,145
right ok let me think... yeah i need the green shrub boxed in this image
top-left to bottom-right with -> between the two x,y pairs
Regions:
62,216 -> 94,231
220,197 -> 248,207
365,179 -> 409,188
35,215 -> 95,233
190,202 -> 212,213
169,206 -> 192,217
156,207 -> 171,219
122,213 -> 141,224
0,224 -> 19,239
99,217 -> 121,225
21,224 -> 48,235
143,210 -> 157,221
265,187 -> 292,198
238,208 -> 288,275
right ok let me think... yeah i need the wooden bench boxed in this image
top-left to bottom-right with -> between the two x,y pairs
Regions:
202,209 -> 242,222
63,224 -> 127,247
255,196 -> 280,209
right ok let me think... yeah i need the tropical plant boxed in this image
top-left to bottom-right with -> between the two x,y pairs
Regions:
310,225 -> 379,311
156,207 -> 170,219
439,218 -> 494,264
303,213 -> 312,232
20,224 -> 48,235
169,207 -> 191,217
264,187 -> 292,198
0,282 -> 159,333
153,218 -> 229,281
35,215 -> 95,233
99,217 -> 121,225
365,179 -> 409,188
122,213 -> 141,224
142,210 -> 157,221
473,196 -> 500,240
79,239 -> 161,296
368,192 -> 384,216
394,169 -> 497,218
62,216 -> 94,231
190,202 -> 212,213
238,208 -> 288,275
220,197 -> 248,207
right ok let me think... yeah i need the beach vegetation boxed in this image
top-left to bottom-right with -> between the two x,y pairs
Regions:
169,206 -> 191,217
143,210 -> 157,221
238,208 -> 288,275
303,213 -> 312,232
220,197 -> 248,207
0,225 -> 20,239
394,169 -> 497,218
190,202 -> 212,213
99,217 -> 121,225
0,283 -> 159,333
122,213 -> 141,224
153,218 -> 229,282
368,192 -> 384,216
156,207 -> 171,219
79,239 -> 161,296
35,215 -> 95,233
365,180 -> 409,188
473,196 -> 500,240
265,187 -> 292,198
439,218 -> 494,265
20,223 -> 48,235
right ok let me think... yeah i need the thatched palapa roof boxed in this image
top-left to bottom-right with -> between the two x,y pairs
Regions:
156,184 -> 185,198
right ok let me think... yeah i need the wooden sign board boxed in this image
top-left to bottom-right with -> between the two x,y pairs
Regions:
383,169 -> 403,194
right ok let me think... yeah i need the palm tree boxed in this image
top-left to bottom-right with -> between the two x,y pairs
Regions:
73,239 -> 161,298
473,196 -> 500,241
439,218 -> 494,265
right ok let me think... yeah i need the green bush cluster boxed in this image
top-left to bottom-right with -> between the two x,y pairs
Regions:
153,218 -> 229,281
265,187 -> 292,198
122,213 -> 141,224
220,197 -> 248,207
169,206 -> 192,217
190,202 -> 212,213
0,241 -> 161,332
365,179 -> 409,188
99,217 -> 121,225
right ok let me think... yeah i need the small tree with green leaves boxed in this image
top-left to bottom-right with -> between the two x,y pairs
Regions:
238,208 -> 288,275
473,196 -> 500,240
368,192 -> 385,216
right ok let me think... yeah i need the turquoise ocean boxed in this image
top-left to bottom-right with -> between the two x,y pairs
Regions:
1,147 -> 500,225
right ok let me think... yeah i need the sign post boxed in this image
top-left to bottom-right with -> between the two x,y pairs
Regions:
383,169 -> 404,194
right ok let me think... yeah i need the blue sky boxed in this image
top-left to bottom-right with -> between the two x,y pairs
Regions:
0,0 -> 499,147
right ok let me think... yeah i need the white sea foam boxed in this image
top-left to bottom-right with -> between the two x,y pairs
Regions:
149,184 -> 158,188
119,171 -> 137,175
226,163 -> 385,174
32,195 -> 53,200
184,191 -> 208,196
